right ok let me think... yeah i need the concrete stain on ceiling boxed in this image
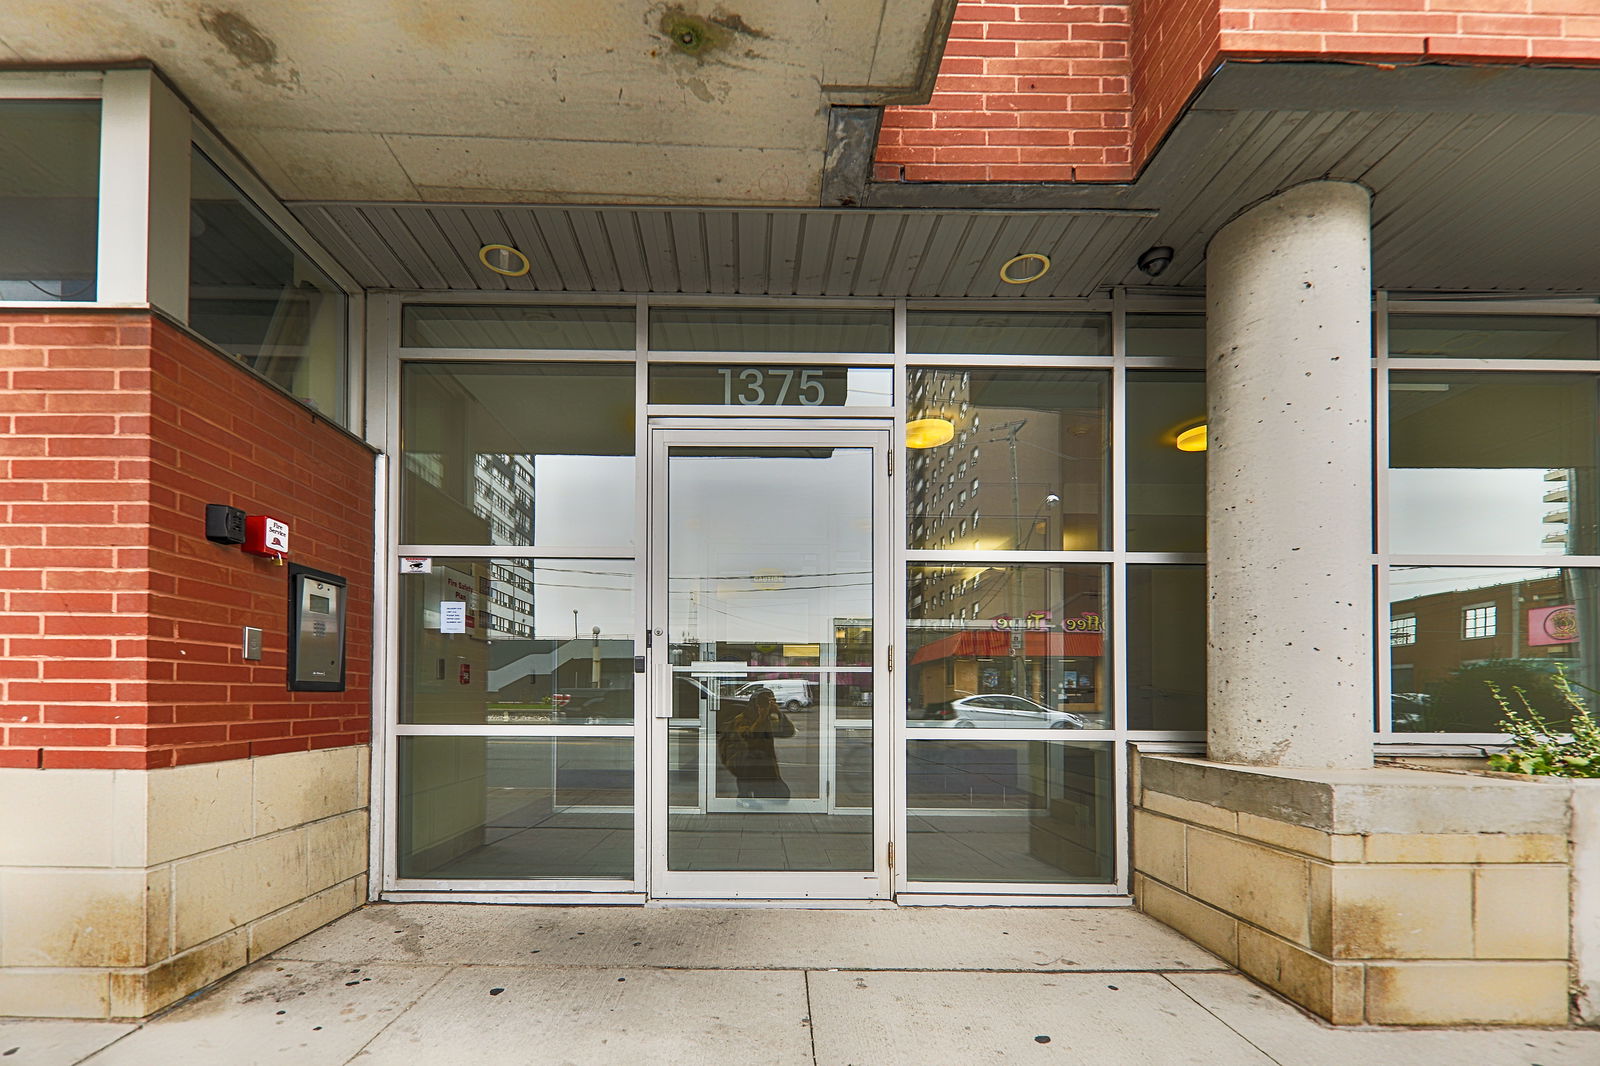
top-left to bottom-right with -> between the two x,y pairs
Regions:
653,6 -> 773,105
197,6 -> 298,88
0,0 -> 950,204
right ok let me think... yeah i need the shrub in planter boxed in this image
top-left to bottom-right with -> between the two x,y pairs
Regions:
1487,669 -> 1600,778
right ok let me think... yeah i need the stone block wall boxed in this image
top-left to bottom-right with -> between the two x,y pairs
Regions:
1131,752 -> 1576,1025
0,746 -> 368,1018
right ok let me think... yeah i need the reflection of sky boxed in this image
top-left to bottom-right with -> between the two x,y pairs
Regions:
846,369 -> 893,406
531,562 -> 634,639
534,455 -> 635,545
1389,468 -> 1556,555
669,450 -> 873,643
1389,565 -> 1559,603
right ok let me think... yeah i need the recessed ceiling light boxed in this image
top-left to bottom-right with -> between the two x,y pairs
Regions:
999,253 -> 1050,285
479,244 -> 531,277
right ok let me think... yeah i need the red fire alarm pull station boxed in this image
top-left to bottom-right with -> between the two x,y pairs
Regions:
243,515 -> 290,560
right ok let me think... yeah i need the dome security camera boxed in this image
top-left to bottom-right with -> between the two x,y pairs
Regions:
1136,246 -> 1175,277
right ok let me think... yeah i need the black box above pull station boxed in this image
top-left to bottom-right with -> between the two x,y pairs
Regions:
205,504 -> 246,545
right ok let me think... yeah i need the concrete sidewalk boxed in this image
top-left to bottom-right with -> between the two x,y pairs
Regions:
6,904 -> 1600,1065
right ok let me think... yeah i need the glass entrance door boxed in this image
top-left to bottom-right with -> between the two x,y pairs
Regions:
648,424 -> 891,899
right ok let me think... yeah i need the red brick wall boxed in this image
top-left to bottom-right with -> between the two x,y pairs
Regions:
1218,1 -> 1600,65
876,0 -> 1600,184
875,1 -> 1134,183
0,311 -> 374,770
1131,0 -> 1221,170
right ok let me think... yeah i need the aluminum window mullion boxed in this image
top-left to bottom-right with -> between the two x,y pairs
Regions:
1387,299 -> 1600,315
395,545 -> 637,560
905,550 -> 1118,564
907,354 -> 1114,369
645,405 -> 897,419
380,293 -> 405,895
893,296 -> 910,895
632,294 -> 650,890
1385,358 -> 1600,374
1386,555 -> 1600,568
394,724 -> 635,738
643,350 -> 894,364
396,347 -> 637,362
1374,294 -> 1391,736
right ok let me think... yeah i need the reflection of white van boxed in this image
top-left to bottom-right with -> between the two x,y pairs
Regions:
729,680 -> 816,710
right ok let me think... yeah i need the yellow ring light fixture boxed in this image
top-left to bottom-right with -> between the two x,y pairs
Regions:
906,418 -> 956,449
479,244 -> 531,277
999,252 -> 1051,285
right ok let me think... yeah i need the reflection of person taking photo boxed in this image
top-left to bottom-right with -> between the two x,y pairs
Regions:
717,688 -> 795,806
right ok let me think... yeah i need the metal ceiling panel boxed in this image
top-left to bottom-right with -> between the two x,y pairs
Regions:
291,203 -> 1157,299
1098,63 -> 1600,294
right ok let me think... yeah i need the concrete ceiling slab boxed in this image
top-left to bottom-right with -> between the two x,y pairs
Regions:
0,0 -> 953,205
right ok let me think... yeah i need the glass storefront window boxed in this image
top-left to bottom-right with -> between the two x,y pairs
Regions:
399,559 -> 633,726
907,369 -> 1108,551
190,149 -> 348,420
0,99 -> 99,302
1128,565 -> 1205,731
907,739 -> 1113,883
401,304 -> 634,350
397,736 -> 632,879
907,564 -> 1108,729
907,311 -> 1109,356
649,307 -> 892,353
1126,371 -> 1205,552
1125,313 -> 1205,358
1389,315 -> 1600,361
1388,567 -> 1600,733
400,362 -> 635,546
1388,372 -> 1600,556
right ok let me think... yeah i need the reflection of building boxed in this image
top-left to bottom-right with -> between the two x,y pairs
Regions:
1544,468 -> 1572,551
908,565 -> 1108,716
1391,573 -> 1576,696
910,626 -> 1104,708
908,371 -> 1102,559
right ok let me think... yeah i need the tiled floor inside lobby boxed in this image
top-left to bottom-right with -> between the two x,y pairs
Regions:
9,904 -> 1600,1065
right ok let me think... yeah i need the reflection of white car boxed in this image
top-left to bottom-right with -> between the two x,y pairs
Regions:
911,694 -> 1099,729
727,680 -> 816,710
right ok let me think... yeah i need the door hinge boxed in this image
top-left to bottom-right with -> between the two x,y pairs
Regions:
888,841 -> 895,869
887,448 -> 894,477
887,644 -> 893,672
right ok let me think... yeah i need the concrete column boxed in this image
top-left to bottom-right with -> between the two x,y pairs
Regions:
1205,181 -> 1374,769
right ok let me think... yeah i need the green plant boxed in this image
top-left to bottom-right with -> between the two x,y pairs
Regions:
1486,669 -> 1600,778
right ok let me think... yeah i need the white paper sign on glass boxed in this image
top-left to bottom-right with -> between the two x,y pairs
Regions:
439,601 -> 467,634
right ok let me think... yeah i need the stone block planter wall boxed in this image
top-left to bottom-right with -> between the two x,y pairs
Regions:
0,746 -> 369,1018
1131,751 -> 1589,1026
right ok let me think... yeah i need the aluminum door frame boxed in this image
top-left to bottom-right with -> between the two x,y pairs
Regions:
646,420 -> 894,900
